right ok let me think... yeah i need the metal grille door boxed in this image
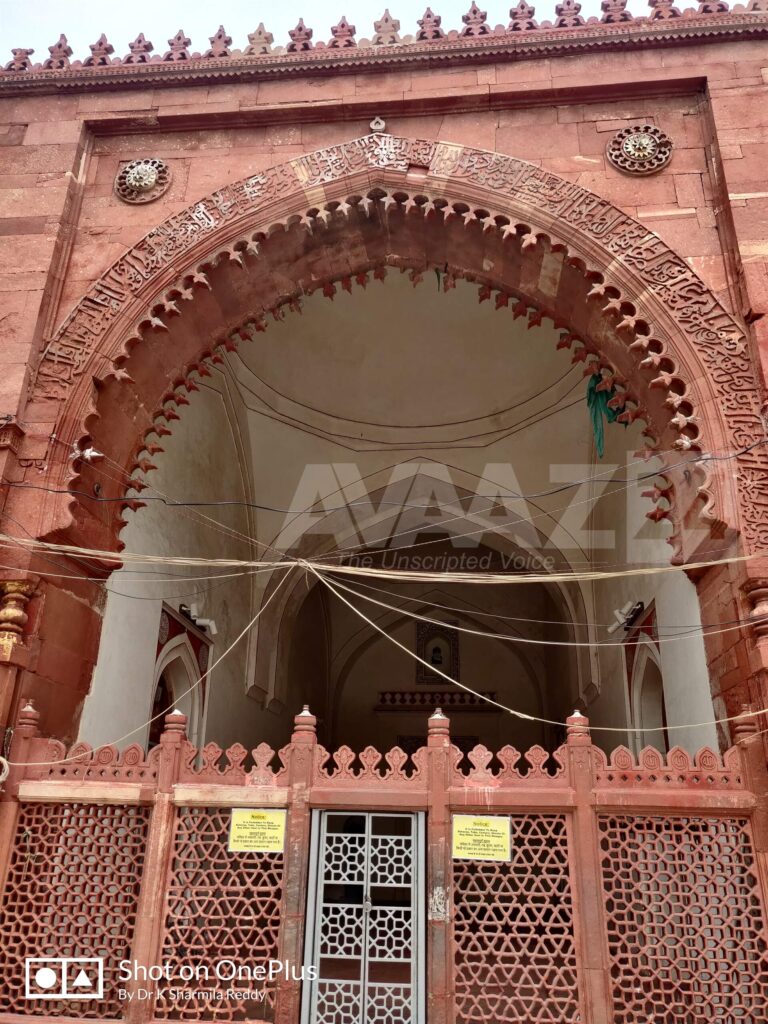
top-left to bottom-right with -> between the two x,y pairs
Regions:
302,812 -> 425,1024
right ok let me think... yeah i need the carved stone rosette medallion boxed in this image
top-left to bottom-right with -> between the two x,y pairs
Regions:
114,158 -> 171,204
606,125 -> 672,176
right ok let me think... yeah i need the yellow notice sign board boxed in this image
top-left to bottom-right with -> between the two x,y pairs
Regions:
228,809 -> 286,853
452,815 -> 510,861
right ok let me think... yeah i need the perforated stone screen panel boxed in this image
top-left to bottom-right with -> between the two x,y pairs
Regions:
154,806 -> 284,1021
599,814 -> 768,1022
452,814 -> 581,1023
0,801 -> 150,1017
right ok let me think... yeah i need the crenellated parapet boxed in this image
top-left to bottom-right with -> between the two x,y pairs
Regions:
2,3 -> 767,87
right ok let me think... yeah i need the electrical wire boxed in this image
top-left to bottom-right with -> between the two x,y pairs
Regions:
225,348 -> 584,434
0,511 -> 276,606
329,574 -> 760,635
105,572 -> 259,603
49,335 -> 581,562
97,560 -> 283,603
42,430 -> 746,573
0,534 -> 284,570
23,266 -> 763,568
0,532 -> 762,584
314,569 -> 760,649
312,467 -> 707,563
313,549 -> 756,586
0,558 -> 279,587
307,564 -> 761,735
2,345 -> 761,755
12,434 -> 758,581
208,353 -> 628,565
219,362 -> 586,450
0,559 -> 760,771
8,436 -> 762,516
0,507 -> 121,584
4,541 -> 759,642
42,287 -> 582,559
46,301 -> 588,563
311,440 -> 759,563
47,432 -> 291,574
62,439 -> 267,556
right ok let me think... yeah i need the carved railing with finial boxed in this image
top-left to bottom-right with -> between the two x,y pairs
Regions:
0,701 -> 767,1022
2,3 -> 767,85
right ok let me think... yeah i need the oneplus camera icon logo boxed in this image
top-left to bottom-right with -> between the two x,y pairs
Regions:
25,958 -> 104,1000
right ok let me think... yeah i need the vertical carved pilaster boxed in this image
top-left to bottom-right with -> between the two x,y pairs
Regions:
0,700 -> 41,898
275,706 -> 316,1024
566,711 -> 614,1022
426,708 -> 452,1024
126,710 -> 186,1024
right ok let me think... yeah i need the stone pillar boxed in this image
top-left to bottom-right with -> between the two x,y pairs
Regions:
275,706 -> 317,1024
566,711 -> 612,1024
426,708 -> 453,1024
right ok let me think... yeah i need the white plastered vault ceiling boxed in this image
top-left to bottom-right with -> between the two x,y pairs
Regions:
232,271 -> 588,451
226,272 -> 655,567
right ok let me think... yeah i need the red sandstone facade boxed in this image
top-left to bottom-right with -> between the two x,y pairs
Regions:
1,6 -> 768,1022
0,3 -> 767,740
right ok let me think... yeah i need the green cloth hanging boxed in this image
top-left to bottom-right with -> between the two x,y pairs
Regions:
586,374 -> 620,459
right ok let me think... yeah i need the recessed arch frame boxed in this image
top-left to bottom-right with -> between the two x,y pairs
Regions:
629,636 -> 668,752
250,485 -> 593,717
325,594 -> 549,752
18,133 -> 765,566
152,633 -> 205,748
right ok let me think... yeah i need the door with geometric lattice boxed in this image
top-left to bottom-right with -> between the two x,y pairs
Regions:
301,812 -> 425,1024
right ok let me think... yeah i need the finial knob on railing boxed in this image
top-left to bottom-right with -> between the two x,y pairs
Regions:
566,709 -> 590,743
427,707 -> 450,745
16,698 -> 40,735
292,705 -> 317,742
162,708 -> 188,737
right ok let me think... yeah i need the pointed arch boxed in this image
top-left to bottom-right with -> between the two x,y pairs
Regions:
16,134 -> 762,564
152,633 -> 205,747
630,637 -> 668,753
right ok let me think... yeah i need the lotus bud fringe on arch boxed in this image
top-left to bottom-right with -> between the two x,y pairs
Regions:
97,209 -> 690,532
3,2 -> 767,72
37,122 -> 747,559
83,188 -> 697,551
